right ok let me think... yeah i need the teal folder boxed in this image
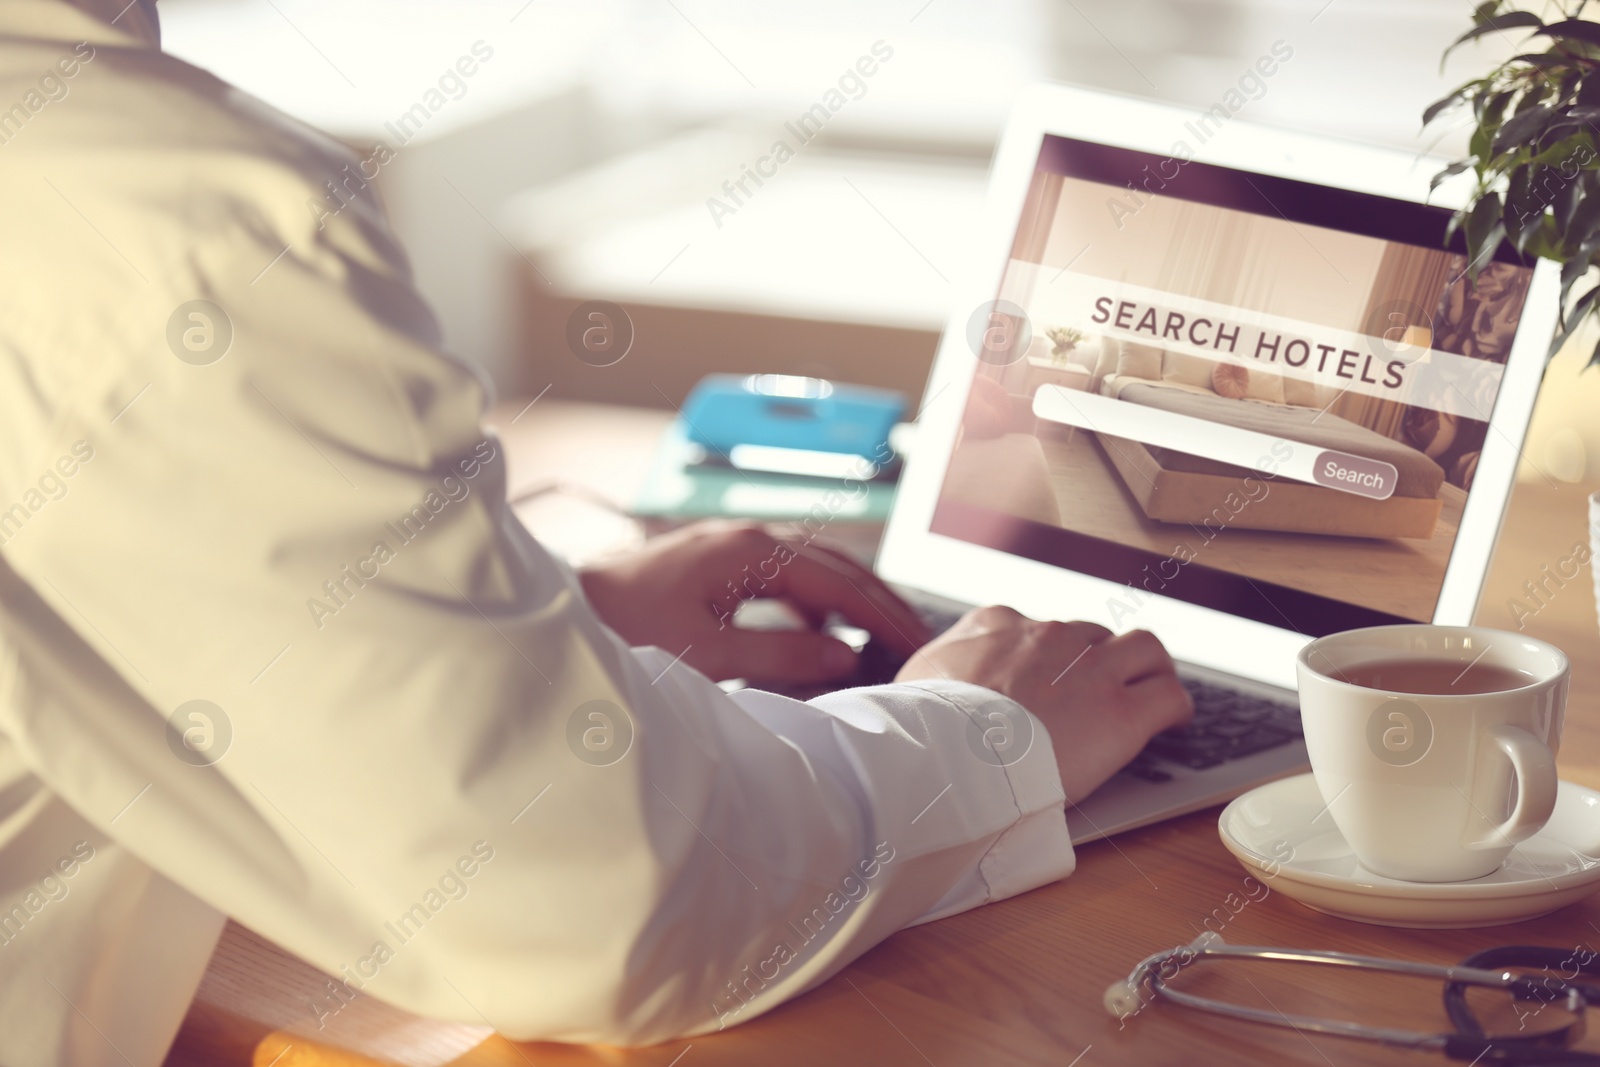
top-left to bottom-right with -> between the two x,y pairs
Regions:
632,421 -> 897,522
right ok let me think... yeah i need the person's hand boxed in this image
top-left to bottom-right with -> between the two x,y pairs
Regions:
894,605 -> 1192,800
578,520 -> 930,686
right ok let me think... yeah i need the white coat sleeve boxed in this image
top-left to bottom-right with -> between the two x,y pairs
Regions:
0,68 -> 1076,1045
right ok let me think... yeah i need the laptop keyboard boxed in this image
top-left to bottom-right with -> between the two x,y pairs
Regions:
850,600 -> 1302,781
1121,678 -> 1302,783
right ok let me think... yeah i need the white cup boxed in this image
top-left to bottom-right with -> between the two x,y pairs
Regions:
1296,625 -> 1566,882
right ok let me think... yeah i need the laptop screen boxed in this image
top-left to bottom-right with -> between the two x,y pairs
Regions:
930,133 -> 1537,637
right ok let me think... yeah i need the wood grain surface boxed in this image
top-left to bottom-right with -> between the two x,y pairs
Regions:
168,418 -> 1600,1067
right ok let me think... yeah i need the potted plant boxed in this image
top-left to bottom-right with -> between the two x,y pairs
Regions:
1424,1 -> 1600,624
1424,2 -> 1600,362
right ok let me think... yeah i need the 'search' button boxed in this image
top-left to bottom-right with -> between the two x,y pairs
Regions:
1312,451 -> 1398,500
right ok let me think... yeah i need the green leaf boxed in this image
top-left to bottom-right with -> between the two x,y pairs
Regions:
1560,283 -> 1599,350
1563,179 -> 1600,259
1447,10 -> 1545,60
1557,64 -> 1584,101
1524,214 -> 1568,259
1579,71 -> 1600,107
1566,282 -> 1598,330
1429,158 -> 1475,193
1548,282 -> 1598,357
1466,191 -> 1505,278
1538,119 -> 1588,153
1470,122 -> 1493,170
1509,51 -> 1574,69
1493,101 -> 1557,155
1507,164 -> 1542,250
1472,82 -> 1489,120
1485,88 -> 1516,127
1535,19 -> 1600,48
1524,80 -> 1554,109
1558,215 -> 1599,294
1469,236 -> 1506,283
1423,83 -> 1474,127
1549,320 -> 1576,358
1560,241 -> 1593,301
1527,131 -> 1589,168
1556,166 -> 1586,229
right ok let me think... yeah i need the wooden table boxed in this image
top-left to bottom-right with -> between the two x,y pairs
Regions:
169,403 -> 1600,1067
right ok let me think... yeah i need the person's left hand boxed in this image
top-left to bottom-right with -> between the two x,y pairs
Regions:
577,520 -> 930,686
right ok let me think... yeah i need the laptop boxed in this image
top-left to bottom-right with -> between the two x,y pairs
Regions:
868,83 -> 1558,844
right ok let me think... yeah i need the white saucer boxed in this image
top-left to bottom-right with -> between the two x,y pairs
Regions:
1218,774 -> 1600,928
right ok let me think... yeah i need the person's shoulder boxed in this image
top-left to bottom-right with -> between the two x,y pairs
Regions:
3,39 -> 412,302
6,41 -> 365,230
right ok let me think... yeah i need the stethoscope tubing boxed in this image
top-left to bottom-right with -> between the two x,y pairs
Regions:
1110,934 -> 1596,1063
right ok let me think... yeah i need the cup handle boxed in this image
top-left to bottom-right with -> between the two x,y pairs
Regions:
1464,725 -> 1558,851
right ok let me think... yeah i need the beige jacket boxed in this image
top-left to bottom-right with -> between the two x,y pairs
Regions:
0,3 -> 1075,1064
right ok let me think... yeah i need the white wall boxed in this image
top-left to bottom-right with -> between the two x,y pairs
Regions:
1524,321 -> 1600,486
154,0 -> 1548,402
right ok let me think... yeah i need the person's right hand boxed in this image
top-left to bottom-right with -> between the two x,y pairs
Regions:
894,605 -> 1193,801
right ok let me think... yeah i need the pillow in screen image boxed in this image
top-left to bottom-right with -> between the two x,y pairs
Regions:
1162,351 -> 1217,390
1117,341 -> 1163,381
1281,373 -> 1321,407
1244,368 -> 1286,404
1090,335 -> 1121,391
1212,362 -> 1248,398
1212,362 -> 1288,404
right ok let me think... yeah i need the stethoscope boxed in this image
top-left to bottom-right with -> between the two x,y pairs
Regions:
1107,933 -> 1600,1064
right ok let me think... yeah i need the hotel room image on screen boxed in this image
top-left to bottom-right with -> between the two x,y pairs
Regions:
932,134 -> 1535,637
